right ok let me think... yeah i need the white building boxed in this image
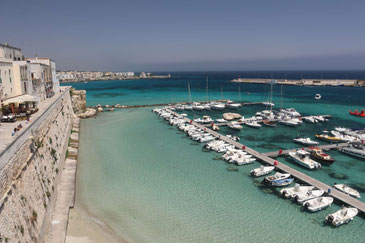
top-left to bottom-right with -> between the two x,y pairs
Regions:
12,60 -> 33,96
26,57 -> 60,94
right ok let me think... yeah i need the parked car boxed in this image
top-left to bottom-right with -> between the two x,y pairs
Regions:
1,115 -> 17,122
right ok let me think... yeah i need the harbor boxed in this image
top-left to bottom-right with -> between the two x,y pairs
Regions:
155,106 -> 365,217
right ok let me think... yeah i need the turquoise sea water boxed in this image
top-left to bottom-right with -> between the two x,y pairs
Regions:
68,72 -> 365,242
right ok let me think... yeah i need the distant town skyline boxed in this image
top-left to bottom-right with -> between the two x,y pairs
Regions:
2,0 -> 365,72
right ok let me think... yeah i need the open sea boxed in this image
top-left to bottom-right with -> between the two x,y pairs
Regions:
63,71 -> 365,242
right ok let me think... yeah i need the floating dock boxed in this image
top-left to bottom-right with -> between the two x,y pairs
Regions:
168,110 -> 365,214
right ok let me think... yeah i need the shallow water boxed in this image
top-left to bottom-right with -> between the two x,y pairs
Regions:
71,72 -> 365,242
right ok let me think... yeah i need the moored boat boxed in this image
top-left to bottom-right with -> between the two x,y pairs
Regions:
293,137 -> 319,146
250,166 -> 275,177
309,147 -> 335,164
227,122 -> 243,131
334,184 -> 361,198
262,120 -> 277,127
326,207 -> 358,226
280,184 -> 315,198
288,150 -> 322,169
303,197 -> 334,212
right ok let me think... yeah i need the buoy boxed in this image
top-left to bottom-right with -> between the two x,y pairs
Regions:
274,160 -> 278,166
242,145 -> 246,150
279,149 -> 283,155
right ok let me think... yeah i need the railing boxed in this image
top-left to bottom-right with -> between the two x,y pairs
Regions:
0,86 -> 71,169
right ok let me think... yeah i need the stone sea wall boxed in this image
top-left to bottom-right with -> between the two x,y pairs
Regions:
0,91 -> 74,242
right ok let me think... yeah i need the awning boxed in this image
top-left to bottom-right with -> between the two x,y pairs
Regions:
2,94 -> 40,106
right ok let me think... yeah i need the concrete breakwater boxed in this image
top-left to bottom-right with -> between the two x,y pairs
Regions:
0,88 -> 76,242
231,78 -> 365,87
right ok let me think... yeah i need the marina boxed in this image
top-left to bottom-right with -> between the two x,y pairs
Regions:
160,108 -> 365,215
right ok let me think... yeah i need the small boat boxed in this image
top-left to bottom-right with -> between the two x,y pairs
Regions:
326,207 -> 358,226
334,184 -> 361,198
203,104 -> 211,110
309,147 -> 335,164
192,103 -> 205,111
349,109 -> 365,117
216,118 -> 227,123
295,189 -> 324,203
302,116 -> 317,123
339,146 -> 365,160
303,197 -> 334,212
262,102 -> 275,107
185,105 -> 193,111
262,120 -> 277,127
293,137 -> 319,146
279,119 -> 299,127
264,172 -> 291,183
227,122 -> 243,131
280,184 -> 315,198
271,178 -> 294,187
211,103 -> 225,110
315,134 -> 342,142
314,94 -> 321,100
250,166 -> 275,177
245,121 -> 261,128
288,150 -> 322,169
226,102 -> 242,109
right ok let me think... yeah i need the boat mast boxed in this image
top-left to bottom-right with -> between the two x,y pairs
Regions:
280,84 -> 283,110
188,81 -> 192,103
238,85 -> 241,101
206,77 -> 209,102
221,86 -> 224,100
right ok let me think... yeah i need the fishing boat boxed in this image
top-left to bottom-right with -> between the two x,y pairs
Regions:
227,122 -> 243,131
293,137 -> 319,146
339,146 -> 365,160
288,150 -> 322,169
262,120 -> 277,127
334,184 -> 361,198
315,134 -> 342,142
314,94 -> 321,100
303,197 -> 333,212
326,207 -> 358,227
280,184 -> 315,198
309,147 -> 335,164
349,109 -> 365,117
250,166 -> 275,177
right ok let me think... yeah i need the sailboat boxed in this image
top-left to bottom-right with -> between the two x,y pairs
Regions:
203,77 -> 211,110
185,82 -> 193,110
226,85 -> 242,109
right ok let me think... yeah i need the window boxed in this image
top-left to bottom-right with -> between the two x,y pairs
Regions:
9,69 -> 11,82
0,70 -> 2,84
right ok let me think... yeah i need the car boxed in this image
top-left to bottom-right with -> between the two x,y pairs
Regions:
1,115 -> 17,122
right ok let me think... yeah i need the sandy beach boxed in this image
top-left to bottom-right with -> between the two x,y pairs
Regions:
66,203 -> 127,243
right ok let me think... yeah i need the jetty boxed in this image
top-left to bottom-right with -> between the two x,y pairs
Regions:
263,143 -> 349,158
167,109 -> 365,214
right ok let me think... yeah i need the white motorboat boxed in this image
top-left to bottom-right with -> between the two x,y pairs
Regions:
245,121 -> 261,128
227,122 -> 243,131
339,146 -> 365,160
280,184 -> 315,198
250,166 -> 275,177
263,102 -> 275,107
295,189 -> 324,203
199,135 -> 215,143
334,184 -> 361,198
194,116 -> 213,124
326,207 -> 358,227
211,103 -> 225,110
226,102 -> 242,109
192,103 -> 205,111
293,137 -> 319,145
216,118 -> 227,123
303,197 -> 333,212
279,119 -> 299,127
203,104 -> 211,110
288,150 -> 322,169
235,157 -> 256,165
302,116 -> 317,123
314,94 -> 321,100
185,105 -> 193,111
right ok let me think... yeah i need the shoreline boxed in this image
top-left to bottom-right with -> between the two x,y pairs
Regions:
65,119 -> 128,243
66,202 -> 127,243
60,75 -> 171,84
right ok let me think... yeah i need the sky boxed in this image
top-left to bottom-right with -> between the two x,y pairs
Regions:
1,0 -> 365,72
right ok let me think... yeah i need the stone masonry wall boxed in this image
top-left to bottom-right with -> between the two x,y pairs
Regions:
0,91 -> 74,243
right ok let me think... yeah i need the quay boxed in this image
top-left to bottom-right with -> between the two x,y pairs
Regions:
204,115 -> 332,127
88,101 -> 268,109
168,110 -> 365,214
263,143 -> 349,158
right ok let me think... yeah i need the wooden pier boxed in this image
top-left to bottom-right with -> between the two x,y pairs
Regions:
167,110 -> 365,214
263,143 -> 349,158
